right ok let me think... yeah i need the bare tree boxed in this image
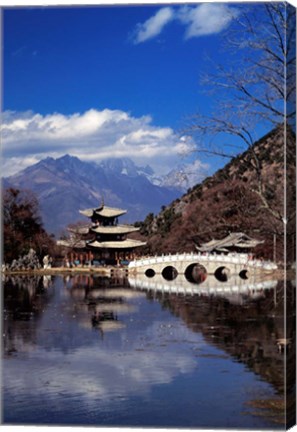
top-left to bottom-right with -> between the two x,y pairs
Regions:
186,2 -> 296,223
3,188 -> 55,263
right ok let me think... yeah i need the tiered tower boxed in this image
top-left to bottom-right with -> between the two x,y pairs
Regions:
78,203 -> 146,265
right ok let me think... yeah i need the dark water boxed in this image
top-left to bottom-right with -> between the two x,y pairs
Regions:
2,273 -> 295,429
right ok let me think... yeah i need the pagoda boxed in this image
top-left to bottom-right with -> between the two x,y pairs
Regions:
58,202 -> 146,266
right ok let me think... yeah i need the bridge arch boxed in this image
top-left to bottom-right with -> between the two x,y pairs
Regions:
184,263 -> 207,284
214,266 -> 230,282
239,269 -> 249,280
162,266 -> 178,281
145,268 -> 156,278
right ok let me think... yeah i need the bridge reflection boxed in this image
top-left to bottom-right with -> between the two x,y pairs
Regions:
128,273 -> 277,304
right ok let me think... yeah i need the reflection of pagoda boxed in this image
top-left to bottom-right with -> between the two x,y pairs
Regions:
59,202 -> 146,266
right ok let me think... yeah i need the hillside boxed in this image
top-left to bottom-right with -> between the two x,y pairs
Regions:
137,125 -> 296,262
3,156 -> 182,236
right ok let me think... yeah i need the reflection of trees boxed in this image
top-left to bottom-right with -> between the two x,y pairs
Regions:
150,279 -> 295,426
151,281 -> 295,398
3,275 -> 54,356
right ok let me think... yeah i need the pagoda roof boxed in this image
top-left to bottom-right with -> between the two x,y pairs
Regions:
91,224 -> 140,235
196,232 -> 264,252
87,239 -> 146,249
79,205 -> 127,219
79,209 -> 95,218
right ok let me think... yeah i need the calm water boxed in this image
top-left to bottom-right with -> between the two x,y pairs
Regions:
2,273 -> 295,428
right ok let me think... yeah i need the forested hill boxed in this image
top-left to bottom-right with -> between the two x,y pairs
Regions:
136,124 -> 296,262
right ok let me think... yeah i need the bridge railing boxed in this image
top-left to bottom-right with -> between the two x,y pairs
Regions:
128,253 -> 277,269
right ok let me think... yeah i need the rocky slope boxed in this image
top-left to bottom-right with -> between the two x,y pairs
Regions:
136,125 -> 296,262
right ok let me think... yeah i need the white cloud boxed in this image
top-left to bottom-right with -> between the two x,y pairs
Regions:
4,344 -> 197,406
181,159 -> 209,187
3,302 -> 201,407
1,156 -> 41,177
133,7 -> 174,44
178,4 -> 240,38
1,108 -> 198,177
132,3 -> 239,43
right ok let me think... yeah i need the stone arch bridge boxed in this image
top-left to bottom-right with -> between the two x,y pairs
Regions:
128,253 -> 277,282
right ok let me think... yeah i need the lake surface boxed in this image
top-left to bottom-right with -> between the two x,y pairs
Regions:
2,273 -> 295,429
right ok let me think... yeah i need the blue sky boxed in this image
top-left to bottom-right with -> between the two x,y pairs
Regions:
3,5 -> 230,122
1,2 -> 287,180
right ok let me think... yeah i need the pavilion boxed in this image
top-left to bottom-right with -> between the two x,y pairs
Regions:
58,202 -> 146,266
195,232 -> 264,254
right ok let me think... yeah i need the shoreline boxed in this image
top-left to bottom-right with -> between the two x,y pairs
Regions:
1,267 -> 295,281
1,266 -> 127,277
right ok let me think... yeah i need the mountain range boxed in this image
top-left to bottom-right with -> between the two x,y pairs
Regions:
3,155 -> 186,236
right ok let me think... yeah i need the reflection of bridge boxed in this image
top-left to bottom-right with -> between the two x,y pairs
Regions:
128,274 -> 277,304
128,253 -> 277,282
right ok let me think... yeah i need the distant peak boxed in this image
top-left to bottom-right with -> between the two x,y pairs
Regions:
36,156 -> 55,165
57,154 -> 80,162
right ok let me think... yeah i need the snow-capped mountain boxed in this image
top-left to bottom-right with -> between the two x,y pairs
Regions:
3,155 -> 185,236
